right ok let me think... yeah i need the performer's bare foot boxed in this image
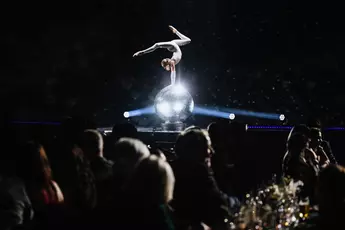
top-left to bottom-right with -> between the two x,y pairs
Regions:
133,51 -> 143,57
169,25 -> 177,34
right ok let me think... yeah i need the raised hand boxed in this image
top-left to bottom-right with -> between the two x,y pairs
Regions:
305,148 -> 319,165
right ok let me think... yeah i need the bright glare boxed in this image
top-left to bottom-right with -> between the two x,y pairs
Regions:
156,96 -> 163,102
173,102 -> 184,112
190,100 -> 194,111
123,111 -> 130,118
157,102 -> 172,117
229,113 -> 236,120
279,114 -> 285,121
172,84 -> 186,95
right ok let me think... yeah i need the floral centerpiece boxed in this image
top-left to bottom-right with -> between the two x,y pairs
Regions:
233,176 -> 304,230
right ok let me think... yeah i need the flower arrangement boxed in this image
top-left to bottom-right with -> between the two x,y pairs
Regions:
233,176 -> 304,230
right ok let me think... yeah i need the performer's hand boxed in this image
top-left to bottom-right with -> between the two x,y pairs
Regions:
133,51 -> 143,57
169,25 -> 177,34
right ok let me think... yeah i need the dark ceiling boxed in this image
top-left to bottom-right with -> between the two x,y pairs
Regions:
1,0 -> 345,126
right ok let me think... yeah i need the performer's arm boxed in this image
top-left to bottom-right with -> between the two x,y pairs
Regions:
170,69 -> 176,85
133,42 -> 173,57
169,25 -> 191,46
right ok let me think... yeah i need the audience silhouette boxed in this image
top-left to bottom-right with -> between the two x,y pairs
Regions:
0,117 -> 342,230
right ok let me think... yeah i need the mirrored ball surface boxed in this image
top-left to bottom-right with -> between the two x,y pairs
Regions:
154,85 -> 194,122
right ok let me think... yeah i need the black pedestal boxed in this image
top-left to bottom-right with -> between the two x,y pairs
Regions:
161,121 -> 185,132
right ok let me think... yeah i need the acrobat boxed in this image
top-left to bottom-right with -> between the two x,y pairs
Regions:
133,25 -> 191,85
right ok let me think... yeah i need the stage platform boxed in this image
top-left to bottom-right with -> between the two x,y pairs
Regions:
98,126 -> 182,134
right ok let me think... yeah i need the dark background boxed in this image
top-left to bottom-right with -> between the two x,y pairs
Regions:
1,0 -> 345,126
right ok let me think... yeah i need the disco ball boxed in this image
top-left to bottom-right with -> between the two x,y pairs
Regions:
154,84 -> 194,122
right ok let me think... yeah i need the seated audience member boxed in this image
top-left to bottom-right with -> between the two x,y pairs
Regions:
89,139 -> 154,228
307,118 -> 336,164
52,116 -> 97,214
310,128 -> 337,167
111,138 -> 150,192
53,146 -> 97,222
16,142 -> 64,228
104,123 -> 138,160
0,176 -> 33,230
0,148 -> 33,230
17,142 -> 64,206
282,125 -> 311,174
117,155 -> 175,230
317,164 -> 345,229
80,130 -> 113,209
284,124 -> 332,170
282,133 -> 319,203
297,164 -> 345,230
171,128 -> 230,230
81,129 -> 113,181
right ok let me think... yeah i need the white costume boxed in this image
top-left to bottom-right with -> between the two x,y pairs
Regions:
133,25 -> 191,85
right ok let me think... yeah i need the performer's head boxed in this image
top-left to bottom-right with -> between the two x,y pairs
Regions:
161,58 -> 174,71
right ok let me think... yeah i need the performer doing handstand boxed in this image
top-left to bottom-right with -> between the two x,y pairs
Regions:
133,25 -> 191,85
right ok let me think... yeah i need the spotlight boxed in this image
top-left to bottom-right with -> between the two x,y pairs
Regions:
229,113 -> 236,120
279,114 -> 285,121
122,107 -> 155,118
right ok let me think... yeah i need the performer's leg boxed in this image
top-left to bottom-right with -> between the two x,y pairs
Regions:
133,42 -> 173,56
172,38 -> 191,47
169,25 -> 191,46
141,44 -> 158,54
